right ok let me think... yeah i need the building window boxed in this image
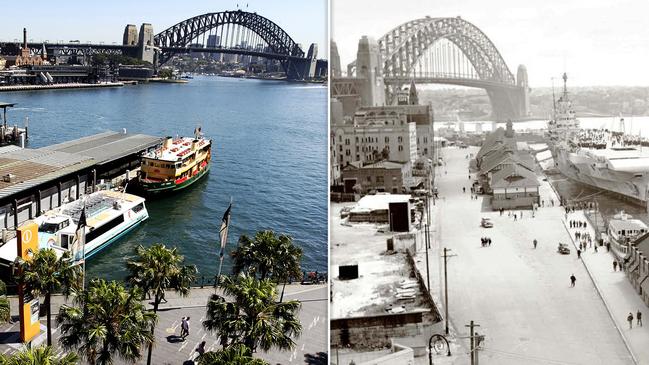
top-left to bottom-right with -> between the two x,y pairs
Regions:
356,154 -> 360,160
398,136 -> 402,143
424,148 -> 428,155
377,176 -> 384,183
367,176 -> 372,182
385,137 -> 389,143
424,137 -> 428,143
356,146 -> 359,152
355,136 -> 359,143
339,135 -> 342,142
398,145 -> 403,151
339,145 -> 343,152
345,138 -> 350,145
345,149 -> 351,156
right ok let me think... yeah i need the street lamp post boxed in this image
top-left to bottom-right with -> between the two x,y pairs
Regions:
428,333 -> 452,365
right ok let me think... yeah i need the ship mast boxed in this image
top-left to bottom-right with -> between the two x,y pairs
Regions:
551,77 -> 557,118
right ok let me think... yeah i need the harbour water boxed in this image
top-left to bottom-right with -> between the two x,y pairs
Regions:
5,76 -> 328,280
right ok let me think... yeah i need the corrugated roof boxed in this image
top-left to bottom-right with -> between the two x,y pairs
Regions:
0,158 -> 96,200
43,131 -> 162,164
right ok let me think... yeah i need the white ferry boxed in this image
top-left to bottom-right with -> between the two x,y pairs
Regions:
0,190 -> 148,264
607,211 -> 648,261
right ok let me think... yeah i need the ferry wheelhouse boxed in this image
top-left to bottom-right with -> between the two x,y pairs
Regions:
138,133 -> 212,194
0,190 -> 148,264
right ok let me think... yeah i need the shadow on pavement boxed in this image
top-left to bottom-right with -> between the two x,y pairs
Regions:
166,335 -> 185,343
304,352 -> 327,365
0,331 -> 20,344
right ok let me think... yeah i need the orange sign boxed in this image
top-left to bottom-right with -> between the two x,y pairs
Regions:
17,222 -> 40,343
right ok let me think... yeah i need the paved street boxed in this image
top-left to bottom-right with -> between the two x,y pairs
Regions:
414,146 -> 633,364
0,284 -> 327,365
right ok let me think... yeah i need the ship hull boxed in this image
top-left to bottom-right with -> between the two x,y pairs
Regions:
138,162 -> 210,195
552,146 -> 649,208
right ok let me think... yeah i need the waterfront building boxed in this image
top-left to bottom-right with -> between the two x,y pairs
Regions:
330,91 -> 434,183
490,164 -> 540,209
627,233 -> 649,306
3,28 -> 44,68
341,160 -> 411,194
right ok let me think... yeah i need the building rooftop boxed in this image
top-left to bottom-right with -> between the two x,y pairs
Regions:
351,193 -> 411,213
491,164 -> 540,189
0,149 -> 95,200
42,131 -> 162,165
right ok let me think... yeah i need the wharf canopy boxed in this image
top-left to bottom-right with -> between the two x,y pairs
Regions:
0,131 -> 161,231
473,122 -> 540,209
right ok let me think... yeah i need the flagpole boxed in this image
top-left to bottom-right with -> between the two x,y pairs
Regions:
216,197 -> 233,288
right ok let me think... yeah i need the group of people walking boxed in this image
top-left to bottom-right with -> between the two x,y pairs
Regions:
627,311 -> 643,329
480,237 -> 492,247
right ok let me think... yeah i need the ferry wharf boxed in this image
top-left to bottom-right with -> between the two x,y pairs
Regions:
0,131 -> 162,249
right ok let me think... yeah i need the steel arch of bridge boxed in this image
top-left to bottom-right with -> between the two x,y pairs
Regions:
153,10 -> 305,71
379,16 -> 515,84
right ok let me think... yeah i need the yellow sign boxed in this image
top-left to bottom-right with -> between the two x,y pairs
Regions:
17,222 -> 40,343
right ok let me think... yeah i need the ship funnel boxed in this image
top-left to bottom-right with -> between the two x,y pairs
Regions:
163,136 -> 172,149
192,139 -> 199,151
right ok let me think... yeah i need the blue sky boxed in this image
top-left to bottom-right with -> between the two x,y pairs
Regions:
0,0 -> 327,58
333,0 -> 649,86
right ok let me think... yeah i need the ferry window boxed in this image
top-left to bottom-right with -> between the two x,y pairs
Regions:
132,203 -> 144,213
39,222 -> 59,234
60,234 -> 72,249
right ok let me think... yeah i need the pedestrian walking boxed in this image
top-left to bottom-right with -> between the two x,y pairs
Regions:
613,261 -> 618,271
488,238 -> 492,246
181,316 -> 190,339
551,198 -> 554,206
638,310 -> 643,326
577,249 -> 581,259
514,214 -> 517,221
628,313 -> 634,329
180,316 -> 188,338
570,274 -> 576,287
463,187 -> 466,193
606,241 -> 611,252
533,239 -> 537,249
594,244 -> 598,253
195,341 -> 206,357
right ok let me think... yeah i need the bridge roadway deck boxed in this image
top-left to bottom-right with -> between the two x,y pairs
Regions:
0,284 -> 327,364
414,146 -> 633,365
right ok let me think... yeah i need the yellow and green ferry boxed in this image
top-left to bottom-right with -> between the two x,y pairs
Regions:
137,134 -> 212,194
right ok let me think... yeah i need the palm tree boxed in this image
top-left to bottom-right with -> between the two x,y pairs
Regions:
57,279 -> 156,365
231,230 -> 303,283
126,244 -> 197,365
13,249 -> 81,346
203,274 -> 301,353
0,280 -> 10,323
198,344 -> 269,365
0,345 -> 78,365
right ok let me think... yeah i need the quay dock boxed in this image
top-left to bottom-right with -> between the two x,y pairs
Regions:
0,131 -> 162,243
0,82 -> 124,93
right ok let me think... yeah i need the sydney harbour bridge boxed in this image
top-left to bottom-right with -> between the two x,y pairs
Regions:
331,16 -> 530,120
0,10 -> 326,81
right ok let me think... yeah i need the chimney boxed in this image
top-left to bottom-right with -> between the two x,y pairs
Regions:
23,28 -> 27,49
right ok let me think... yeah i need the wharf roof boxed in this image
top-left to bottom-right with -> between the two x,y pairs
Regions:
361,161 -> 406,170
479,148 -> 535,175
0,102 -> 16,109
0,149 -> 95,200
491,164 -> 540,189
42,131 -> 162,165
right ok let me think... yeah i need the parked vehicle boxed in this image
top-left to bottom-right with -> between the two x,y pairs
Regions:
557,242 -> 570,254
481,218 -> 493,228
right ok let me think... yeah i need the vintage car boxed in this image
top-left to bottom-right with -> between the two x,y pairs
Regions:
557,243 -> 571,254
480,218 -> 493,228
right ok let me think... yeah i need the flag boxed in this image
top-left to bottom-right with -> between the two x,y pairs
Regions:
72,207 -> 86,262
218,203 -> 232,258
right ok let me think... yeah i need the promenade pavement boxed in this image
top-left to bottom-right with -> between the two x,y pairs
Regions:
413,146 -> 633,365
565,209 -> 649,364
0,284 -> 327,365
